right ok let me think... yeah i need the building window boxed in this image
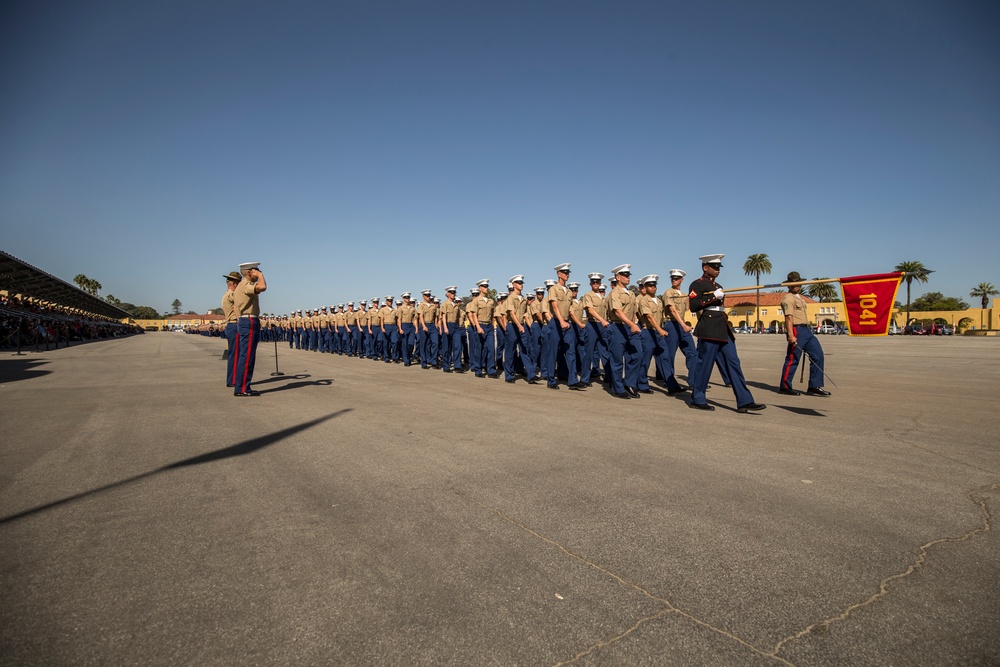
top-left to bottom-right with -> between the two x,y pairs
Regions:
761,309 -> 767,316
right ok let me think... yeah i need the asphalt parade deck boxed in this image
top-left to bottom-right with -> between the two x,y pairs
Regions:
1,333 -> 998,666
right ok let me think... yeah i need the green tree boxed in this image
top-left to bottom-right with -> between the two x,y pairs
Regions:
896,259 -> 929,324
969,282 -> 998,330
105,294 -> 121,306
742,253 -> 772,331
805,279 -> 838,302
73,273 -> 102,296
910,292 -> 968,312
209,307 -> 224,316
970,282 -> 998,310
130,306 -> 161,319
894,260 -> 929,325
171,299 -> 183,315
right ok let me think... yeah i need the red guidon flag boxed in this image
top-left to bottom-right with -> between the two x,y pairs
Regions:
839,272 -> 904,336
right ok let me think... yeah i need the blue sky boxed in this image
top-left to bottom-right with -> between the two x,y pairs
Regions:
2,0 -> 997,315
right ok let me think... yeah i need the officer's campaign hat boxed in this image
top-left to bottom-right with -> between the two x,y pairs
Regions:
699,253 -> 725,267
445,286 -> 457,293
669,269 -> 686,279
224,271 -> 242,282
509,275 -> 525,284
638,274 -> 659,286
786,271 -> 802,282
612,264 -> 631,276
544,279 -> 556,287
238,261 -> 260,271
476,279 -> 490,288
567,282 -> 580,290
587,272 -> 604,282
553,262 -> 571,274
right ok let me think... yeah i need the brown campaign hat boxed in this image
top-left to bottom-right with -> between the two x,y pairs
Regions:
786,271 -> 802,282
224,271 -> 242,282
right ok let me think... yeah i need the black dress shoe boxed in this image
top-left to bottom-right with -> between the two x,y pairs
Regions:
638,388 -> 654,394
547,384 -> 560,390
527,377 -> 541,385
505,378 -> 516,383
234,391 -> 260,397
778,388 -> 801,396
583,382 -> 593,388
736,402 -> 766,413
475,373 -> 485,378
806,387 -> 831,396
487,373 -> 499,379
688,402 -> 714,410
443,368 -> 453,373
613,392 -> 630,399
667,385 -> 689,395
226,384 -> 234,388
568,382 -> 586,390
454,368 -> 467,373
625,387 -> 640,398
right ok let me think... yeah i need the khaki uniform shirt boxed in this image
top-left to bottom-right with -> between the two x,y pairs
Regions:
358,310 -> 370,328
222,291 -> 237,323
662,287 -> 688,319
607,285 -> 636,323
581,291 -> 604,323
421,302 -> 440,325
397,304 -> 416,325
569,298 -> 585,325
471,295 -> 495,324
319,313 -> 329,329
346,310 -> 358,326
441,300 -> 461,325
638,294 -> 664,329
547,283 -> 572,320
233,279 -> 260,317
781,292 -> 809,326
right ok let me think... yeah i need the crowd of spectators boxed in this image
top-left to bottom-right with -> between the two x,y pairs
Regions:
0,294 -> 143,350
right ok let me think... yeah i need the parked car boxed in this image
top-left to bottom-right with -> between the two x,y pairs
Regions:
888,323 -> 902,335
935,324 -> 954,335
817,324 -> 837,334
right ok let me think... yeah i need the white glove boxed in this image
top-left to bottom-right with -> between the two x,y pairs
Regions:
713,288 -> 724,299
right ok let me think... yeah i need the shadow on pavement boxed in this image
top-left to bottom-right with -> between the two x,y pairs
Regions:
258,378 -> 333,393
0,409 -> 351,525
0,359 -> 51,384
774,405 -> 827,417
251,374 -> 310,385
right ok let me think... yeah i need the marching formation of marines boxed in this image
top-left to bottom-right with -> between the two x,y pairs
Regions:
223,254 -> 832,409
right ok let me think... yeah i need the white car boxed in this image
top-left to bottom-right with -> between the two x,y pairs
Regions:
817,325 -> 837,334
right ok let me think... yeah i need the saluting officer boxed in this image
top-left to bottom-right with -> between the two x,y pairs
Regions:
606,264 -> 643,399
779,271 -> 831,397
687,254 -> 765,413
233,261 -> 267,397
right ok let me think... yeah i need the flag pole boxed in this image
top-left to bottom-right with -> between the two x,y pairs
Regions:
719,272 -> 924,295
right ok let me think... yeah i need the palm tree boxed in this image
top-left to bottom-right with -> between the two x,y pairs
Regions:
894,260 -> 928,326
805,279 -> 837,302
970,282 -> 999,330
743,253 -> 772,332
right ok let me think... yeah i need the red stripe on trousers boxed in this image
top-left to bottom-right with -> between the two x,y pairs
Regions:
241,322 -> 255,393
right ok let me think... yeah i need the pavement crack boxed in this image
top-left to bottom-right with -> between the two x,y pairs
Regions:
772,482 -> 999,657
456,491 -> 795,667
